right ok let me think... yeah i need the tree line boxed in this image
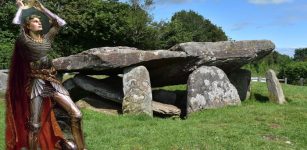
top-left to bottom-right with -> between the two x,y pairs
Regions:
1,0 -> 305,85
0,0 -> 227,68
244,48 -> 307,85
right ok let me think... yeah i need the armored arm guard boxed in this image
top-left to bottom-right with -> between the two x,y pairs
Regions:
41,7 -> 66,41
41,7 -> 66,26
12,7 -> 23,25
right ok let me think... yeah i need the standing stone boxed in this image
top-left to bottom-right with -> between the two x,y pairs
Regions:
0,71 -> 8,92
123,66 -> 153,117
228,69 -> 251,100
187,66 -> 241,114
265,69 -> 286,104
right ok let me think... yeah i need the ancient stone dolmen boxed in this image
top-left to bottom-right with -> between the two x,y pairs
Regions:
53,40 -> 275,117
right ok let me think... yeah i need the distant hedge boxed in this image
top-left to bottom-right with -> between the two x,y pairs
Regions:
278,61 -> 307,85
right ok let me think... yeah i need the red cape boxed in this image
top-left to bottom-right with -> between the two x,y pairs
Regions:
5,38 -> 64,150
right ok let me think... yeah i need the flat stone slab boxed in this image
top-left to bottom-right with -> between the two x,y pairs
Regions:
53,40 -> 274,87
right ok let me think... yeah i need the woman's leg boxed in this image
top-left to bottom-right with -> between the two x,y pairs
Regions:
29,96 -> 43,150
52,92 -> 86,150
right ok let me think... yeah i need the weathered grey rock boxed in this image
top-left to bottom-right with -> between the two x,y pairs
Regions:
152,101 -> 181,117
152,90 -> 177,105
187,66 -> 241,114
228,69 -> 251,100
53,46 -> 186,74
63,78 -> 76,91
63,74 -> 182,117
53,40 -> 274,87
169,40 -> 274,73
63,78 -> 91,101
265,69 -> 286,104
122,66 -> 153,116
0,71 -> 8,92
73,75 -> 123,103
76,95 -> 121,115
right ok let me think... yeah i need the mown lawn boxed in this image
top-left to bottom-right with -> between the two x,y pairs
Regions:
1,82 -> 307,149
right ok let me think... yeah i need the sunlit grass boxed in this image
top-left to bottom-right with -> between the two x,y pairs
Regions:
1,83 -> 307,149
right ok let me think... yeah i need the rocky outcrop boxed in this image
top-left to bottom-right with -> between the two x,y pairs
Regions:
53,40 -> 274,87
265,69 -> 286,104
187,66 -> 241,114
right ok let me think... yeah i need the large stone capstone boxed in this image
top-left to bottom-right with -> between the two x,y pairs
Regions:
53,40 -> 274,87
187,66 -> 241,114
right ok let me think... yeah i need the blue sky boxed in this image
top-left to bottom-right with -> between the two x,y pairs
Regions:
120,0 -> 307,56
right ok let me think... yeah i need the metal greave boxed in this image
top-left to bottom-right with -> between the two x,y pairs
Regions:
28,92 -> 86,150
29,96 -> 43,150
52,92 -> 86,150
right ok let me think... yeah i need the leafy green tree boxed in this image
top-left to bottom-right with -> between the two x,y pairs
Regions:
278,61 -> 307,84
243,51 -> 293,76
124,0 -> 160,50
0,1 -> 19,69
294,48 -> 307,62
0,0 -> 230,68
1,0 -> 159,66
128,0 -> 153,10
47,0 -> 161,54
159,10 -> 228,49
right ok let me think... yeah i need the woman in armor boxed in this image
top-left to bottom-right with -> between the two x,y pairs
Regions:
5,0 -> 86,149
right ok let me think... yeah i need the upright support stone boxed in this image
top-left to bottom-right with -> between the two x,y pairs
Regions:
0,71 -> 8,92
187,66 -> 241,114
228,69 -> 251,100
123,66 -> 153,117
300,78 -> 304,86
265,69 -> 286,104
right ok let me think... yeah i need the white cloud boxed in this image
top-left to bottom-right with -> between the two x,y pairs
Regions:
248,0 -> 293,5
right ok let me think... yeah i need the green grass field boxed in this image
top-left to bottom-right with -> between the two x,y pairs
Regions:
1,82 -> 307,149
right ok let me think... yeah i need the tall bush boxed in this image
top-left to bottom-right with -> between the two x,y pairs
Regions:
278,61 -> 307,84
243,51 -> 293,76
294,48 -> 307,62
